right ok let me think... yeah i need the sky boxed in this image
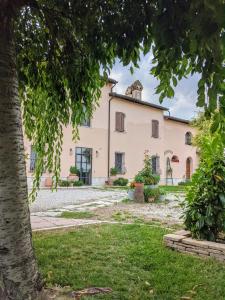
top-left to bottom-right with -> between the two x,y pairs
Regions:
109,52 -> 201,120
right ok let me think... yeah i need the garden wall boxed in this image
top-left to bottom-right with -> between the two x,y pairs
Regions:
164,230 -> 225,262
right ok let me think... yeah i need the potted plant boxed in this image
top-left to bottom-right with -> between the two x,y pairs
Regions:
149,174 -> 160,189
67,166 -> 79,181
144,187 -> 161,203
134,174 -> 144,187
108,167 -> 118,185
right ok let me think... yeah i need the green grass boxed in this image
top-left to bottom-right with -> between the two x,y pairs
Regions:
34,224 -> 225,300
160,185 -> 187,193
59,211 -> 95,219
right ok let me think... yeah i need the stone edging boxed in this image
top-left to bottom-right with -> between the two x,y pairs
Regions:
164,230 -> 225,262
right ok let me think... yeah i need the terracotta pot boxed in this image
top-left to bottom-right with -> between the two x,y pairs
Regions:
147,197 -> 155,203
45,177 -> 53,188
134,182 -> 144,188
67,174 -> 79,181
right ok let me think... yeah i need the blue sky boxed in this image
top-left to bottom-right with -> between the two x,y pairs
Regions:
110,52 -> 201,120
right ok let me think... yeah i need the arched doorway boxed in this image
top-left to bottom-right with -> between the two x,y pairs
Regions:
186,157 -> 192,180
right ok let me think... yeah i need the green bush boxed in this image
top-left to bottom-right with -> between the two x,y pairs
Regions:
59,180 -> 70,187
72,180 -> 83,186
134,174 -> 144,183
144,187 -> 161,202
70,166 -> 79,175
183,116 -> 225,241
178,181 -> 191,186
136,152 -> 160,185
113,177 -> 128,186
110,167 -> 118,176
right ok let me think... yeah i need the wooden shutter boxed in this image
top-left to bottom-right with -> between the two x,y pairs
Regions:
116,112 -> 125,132
152,120 -> 159,138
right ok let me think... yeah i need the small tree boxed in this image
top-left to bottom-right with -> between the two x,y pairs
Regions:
183,115 -> 225,241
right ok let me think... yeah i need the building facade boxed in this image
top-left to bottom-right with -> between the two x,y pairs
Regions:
24,79 -> 199,186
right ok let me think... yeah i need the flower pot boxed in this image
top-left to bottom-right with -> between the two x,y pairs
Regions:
127,189 -> 135,200
44,177 -> 53,188
134,184 -> 144,203
134,182 -> 144,188
67,174 -> 79,181
147,197 -> 155,203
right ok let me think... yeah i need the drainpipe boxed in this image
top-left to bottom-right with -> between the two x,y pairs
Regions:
107,82 -> 117,179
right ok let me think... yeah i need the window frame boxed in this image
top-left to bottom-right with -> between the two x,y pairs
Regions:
185,132 -> 192,145
152,120 -> 159,138
115,152 -> 125,174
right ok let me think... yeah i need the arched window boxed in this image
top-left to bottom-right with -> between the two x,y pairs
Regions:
171,155 -> 179,162
185,132 -> 192,145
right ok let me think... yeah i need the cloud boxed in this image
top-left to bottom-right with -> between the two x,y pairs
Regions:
109,53 -> 200,120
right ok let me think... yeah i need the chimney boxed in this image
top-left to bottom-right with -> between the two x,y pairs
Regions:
125,80 -> 143,100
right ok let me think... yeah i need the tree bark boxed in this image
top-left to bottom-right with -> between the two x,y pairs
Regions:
0,19 -> 42,300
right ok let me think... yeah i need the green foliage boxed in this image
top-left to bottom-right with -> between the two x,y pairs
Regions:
113,177 -> 128,186
144,187 -> 161,202
183,116 -> 225,241
72,180 -> 83,187
110,167 -> 118,176
58,180 -> 70,187
178,181 -> 191,186
69,166 -> 79,175
7,0 -> 224,199
137,151 -> 160,185
134,174 -> 144,183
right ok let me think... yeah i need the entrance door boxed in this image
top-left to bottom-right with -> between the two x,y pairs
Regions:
75,147 -> 92,185
186,157 -> 192,180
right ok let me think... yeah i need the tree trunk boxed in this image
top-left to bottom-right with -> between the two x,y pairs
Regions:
0,19 -> 43,300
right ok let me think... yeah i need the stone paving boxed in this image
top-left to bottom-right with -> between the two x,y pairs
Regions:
30,187 -> 127,217
31,216 -> 104,232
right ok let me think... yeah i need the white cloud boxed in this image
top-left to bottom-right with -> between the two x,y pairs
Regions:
109,53 -> 200,120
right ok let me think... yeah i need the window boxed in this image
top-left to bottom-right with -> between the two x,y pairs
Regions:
30,146 -> 37,172
185,132 -> 192,145
152,120 -> 159,138
81,117 -> 90,127
151,156 -> 160,174
115,112 -> 125,132
115,152 -> 125,174
75,147 -> 92,185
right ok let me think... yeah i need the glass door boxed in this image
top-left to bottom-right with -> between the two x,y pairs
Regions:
75,147 -> 92,185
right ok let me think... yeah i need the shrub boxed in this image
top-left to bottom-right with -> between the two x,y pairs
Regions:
137,151 -> 160,185
113,177 -> 128,186
73,180 -> 83,187
110,167 -> 118,176
178,181 -> 191,186
144,187 -> 161,202
134,174 -> 144,183
183,116 -> 225,241
59,180 -> 70,187
70,166 -> 79,175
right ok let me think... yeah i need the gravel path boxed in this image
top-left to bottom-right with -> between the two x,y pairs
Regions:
30,187 -> 127,215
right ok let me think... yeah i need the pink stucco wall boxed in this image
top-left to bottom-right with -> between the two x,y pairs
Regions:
24,82 -> 199,186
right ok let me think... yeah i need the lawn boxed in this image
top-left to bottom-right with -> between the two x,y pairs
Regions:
34,224 -> 225,299
159,185 -> 187,193
59,211 -> 95,219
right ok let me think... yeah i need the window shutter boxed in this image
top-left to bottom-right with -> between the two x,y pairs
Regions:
152,120 -> 159,138
116,112 -> 125,132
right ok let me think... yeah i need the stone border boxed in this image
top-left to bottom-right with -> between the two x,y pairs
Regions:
164,230 -> 225,262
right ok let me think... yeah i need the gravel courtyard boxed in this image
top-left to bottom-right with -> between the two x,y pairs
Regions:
30,187 -> 185,224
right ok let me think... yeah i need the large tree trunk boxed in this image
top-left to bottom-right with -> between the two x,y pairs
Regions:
0,18 -> 42,300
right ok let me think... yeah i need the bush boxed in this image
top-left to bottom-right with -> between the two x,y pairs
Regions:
113,177 -> 128,186
72,180 -> 83,186
59,180 -> 70,187
144,187 -> 161,202
183,116 -> 225,241
178,181 -> 191,186
136,151 -> 160,185
110,167 -> 118,176
70,166 -> 79,175
134,174 -> 144,183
